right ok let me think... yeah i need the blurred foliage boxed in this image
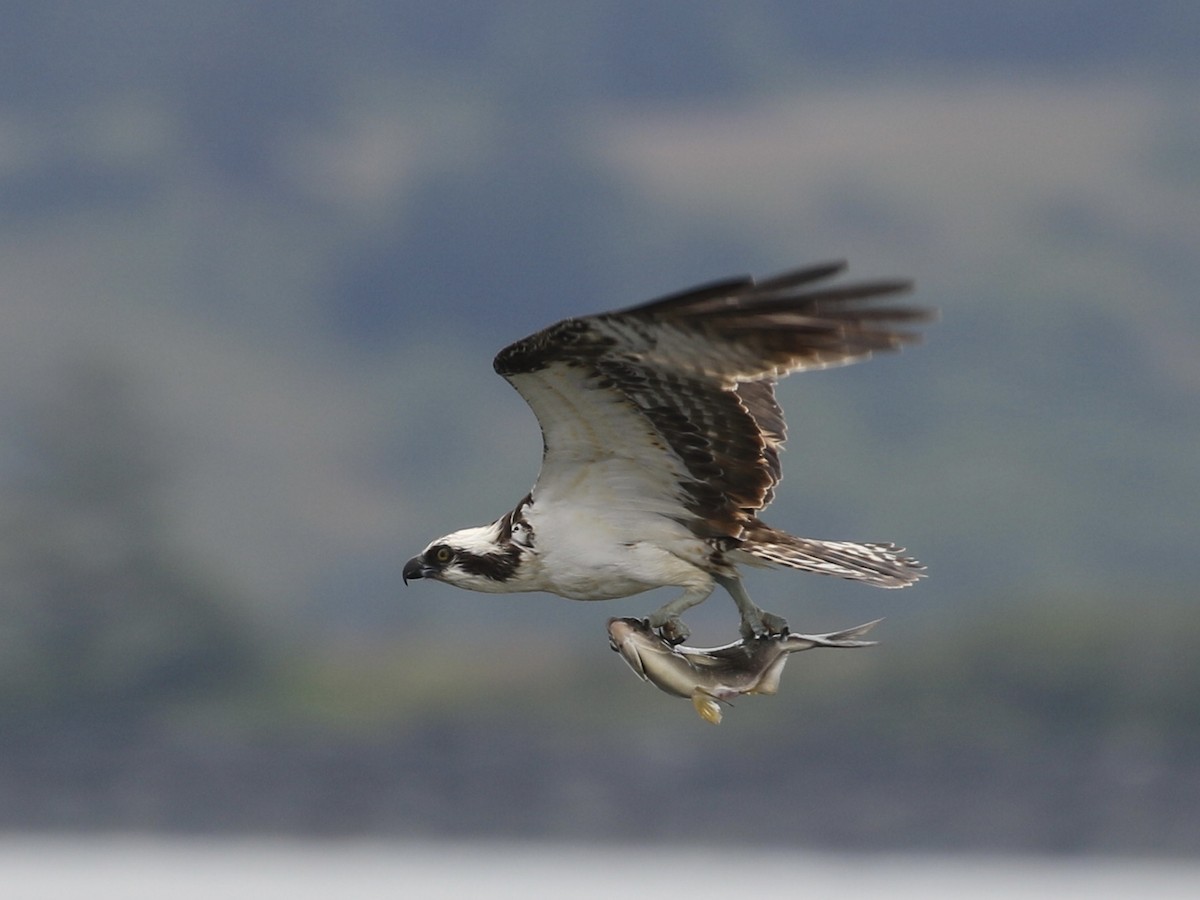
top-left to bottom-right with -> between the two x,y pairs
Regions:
0,360 -> 261,725
203,592 -> 1200,751
845,594 -> 1200,746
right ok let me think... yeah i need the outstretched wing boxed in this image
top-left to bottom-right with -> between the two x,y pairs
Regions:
493,261 -> 930,540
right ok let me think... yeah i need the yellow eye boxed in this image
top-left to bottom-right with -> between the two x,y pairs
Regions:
434,546 -> 453,564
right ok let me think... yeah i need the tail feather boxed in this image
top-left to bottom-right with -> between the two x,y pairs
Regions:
741,526 -> 924,588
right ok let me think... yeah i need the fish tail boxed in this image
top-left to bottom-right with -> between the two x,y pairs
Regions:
788,617 -> 884,648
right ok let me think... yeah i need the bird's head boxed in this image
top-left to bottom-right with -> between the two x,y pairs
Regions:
403,514 -> 535,593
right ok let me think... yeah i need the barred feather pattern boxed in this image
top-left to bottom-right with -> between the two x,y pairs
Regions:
495,260 -> 931,549
737,524 -> 924,588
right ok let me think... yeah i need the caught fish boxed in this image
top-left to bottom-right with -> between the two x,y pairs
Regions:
607,616 -> 881,724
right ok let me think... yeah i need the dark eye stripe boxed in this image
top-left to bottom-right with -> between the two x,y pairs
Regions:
456,545 -> 522,581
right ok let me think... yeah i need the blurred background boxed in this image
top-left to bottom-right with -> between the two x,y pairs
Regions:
2,0 -> 1198,891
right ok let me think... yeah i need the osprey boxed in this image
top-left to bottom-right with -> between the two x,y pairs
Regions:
403,260 -> 930,643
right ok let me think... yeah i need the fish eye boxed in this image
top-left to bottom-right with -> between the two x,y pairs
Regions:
432,545 -> 453,564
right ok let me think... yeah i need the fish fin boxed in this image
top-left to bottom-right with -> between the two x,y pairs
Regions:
746,656 -> 790,696
691,690 -> 724,725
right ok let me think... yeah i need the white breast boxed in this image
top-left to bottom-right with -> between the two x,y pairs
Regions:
525,472 -> 714,601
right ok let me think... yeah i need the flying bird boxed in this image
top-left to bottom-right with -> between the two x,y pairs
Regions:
403,261 -> 930,643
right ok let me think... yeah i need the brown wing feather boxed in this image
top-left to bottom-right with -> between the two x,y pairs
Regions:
493,261 -> 932,539
733,380 -> 785,507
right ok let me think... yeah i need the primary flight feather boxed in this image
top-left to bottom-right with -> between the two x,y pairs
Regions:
403,260 -> 931,643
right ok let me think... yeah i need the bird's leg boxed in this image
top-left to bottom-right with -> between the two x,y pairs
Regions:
646,585 -> 713,645
716,574 -> 789,639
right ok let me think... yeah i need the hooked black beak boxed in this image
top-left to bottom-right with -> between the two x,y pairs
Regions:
402,556 -> 425,585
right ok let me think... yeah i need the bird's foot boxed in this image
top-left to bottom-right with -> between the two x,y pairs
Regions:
762,611 -> 789,636
739,609 -> 789,641
648,614 -> 691,645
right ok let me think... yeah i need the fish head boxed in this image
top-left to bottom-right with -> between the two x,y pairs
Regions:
607,617 -> 654,681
